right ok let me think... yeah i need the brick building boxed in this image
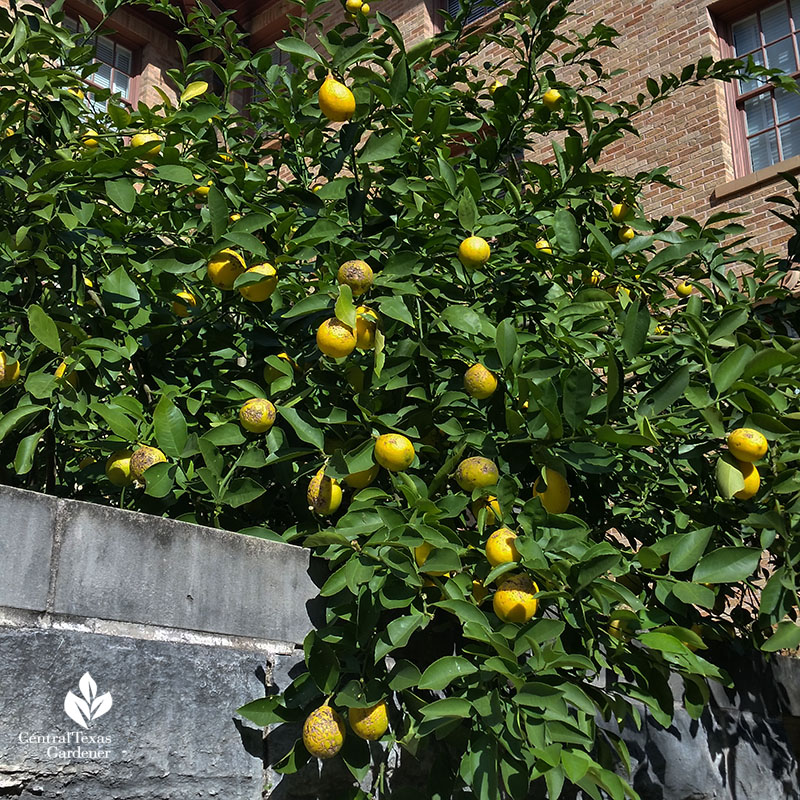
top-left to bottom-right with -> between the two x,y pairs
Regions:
28,0 -> 800,254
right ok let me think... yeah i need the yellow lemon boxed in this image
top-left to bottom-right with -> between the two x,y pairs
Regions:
489,80 -> 503,95
361,2 -> 370,12
455,456 -> 498,491
263,352 -> 294,383
542,88 -> 563,110
344,463 -> 380,489
239,263 -> 278,302
81,130 -> 99,148
586,269 -> 602,286
734,460 -> 760,500
618,226 -> 635,243
472,495 -> 501,525
172,290 -> 197,317
317,318 -> 357,358
318,75 -> 356,122
67,87 -> 85,101
0,352 -> 21,387
535,238 -> 552,255
485,527 -> 520,567
337,260 -> 373,296
464,364 -> 497,399
307,469 -> 343,515
105,450 -> 133,487
493,574 -> 539,623
239,398 -> 276,433
193,179 -> 213,199
130,446 -> 167,483
130,131 -> 162,156
302,705 -> 345,759
533,467 -> 570,514
345,0 -> 362,10
676,281 -> 693,297
727,428 -> 768,463
229,213 -> 242,223
207,249 -> 246,290
55,361 -> 79,389
374,434 -> 415,471
458,236 -> 491,269
611,202 -> 630,222
348,702 -> 388,740
355,306 -> 379,350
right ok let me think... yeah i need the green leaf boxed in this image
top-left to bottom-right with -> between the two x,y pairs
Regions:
762,621 -> 800,652
638,365 -> 690,417
621,298 -> 649,358
692,546 -> 761,584
358,130 -> 404,163
104,178 -> 135,213
27,305 -> 61,353
283,293 -> 332,319
102,266 -> 139,304
418,656 -> 477,691
668,527 -> 713,572
716,455 -> 745,499
379,296 -> 414,327
208,184 -> 229,242
671,581 -> 715,609
495,319 -> 517,368
92,402 -> 139,442
458,189 -> 478,233
420,697 -> 472,718
713,345 -> 754,393
14,428 -> 46,475
180,80 -> 209,103
0,405 -> 45,443
553,208 -> 580,255
223,478 -> 265,508
707,308 -> 748,343
153,165 -> 195,184
335,283 -> 357,329
277,36 -> 325,65
278,406 -> 324,450
638,631 -> 688,654
154,394 -> 188,458
562,367 -> 592,431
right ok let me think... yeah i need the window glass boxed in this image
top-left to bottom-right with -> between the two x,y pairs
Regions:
744,92 -> 774,134
761,2 -> 790,41
776,84 -> 800,121
765,36 -> 795,70
749,129 -> 780,170
733,14 -> 760,54
739,50 -> 766,94
447,0 -> 503,26
780,118 -> 800,157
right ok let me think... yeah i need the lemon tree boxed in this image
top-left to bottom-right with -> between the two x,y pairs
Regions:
2,0 -> 800,797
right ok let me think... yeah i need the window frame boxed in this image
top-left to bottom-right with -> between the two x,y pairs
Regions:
433,0 -> 509,33
716,0 -> 800,177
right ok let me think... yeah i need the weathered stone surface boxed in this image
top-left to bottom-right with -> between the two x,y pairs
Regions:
0,485 -> 57,612
53,497 -> 315,643
0,627 -> 267,799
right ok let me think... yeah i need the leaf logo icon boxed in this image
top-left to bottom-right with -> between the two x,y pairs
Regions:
64,672 -> 113,728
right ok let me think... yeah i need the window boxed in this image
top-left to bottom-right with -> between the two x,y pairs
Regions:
721,1 -> 800,175
63,16 -> 136,109
445,0 -> 504,27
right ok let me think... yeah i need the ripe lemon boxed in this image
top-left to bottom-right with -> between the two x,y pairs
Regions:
374,434 -> 415,471
355,306 -> 379,350
464,364 -> 497,399
130,131 -> 162,156
239,398 -> 276,433
585,269 -> 602,286
493,573 -> 539,623
345,0 -> 362,10
734,460 -> 760,500
727,428 -> 767,462
172,290 -> 197,317
457,236 -> 491,269
263,352 -> 294,383
317,318 -> 357,358
55,361 -> 79,389
535,238 -> 552,255
414,541 -> 446,576
533,467 -> 570,514
337,260 -> 373,296
344,463 -> 380,489
485,527 -> 520,567
318,75 -> 356,122
193,178 -> 213,199
542,88 -> 563,110
676,281 -> 693,297
348,702 -> 388,740
239,263 -> 278,302
472,579 -> 489,604
361,2 -> 370,12
455,456 -> 498,491
489,80 -> 504,95
207,249 -> 246,290
105,450 -> 133,487
130,446 -> 167,483
0,352 -> 21,387
472,495 -> 501,525
303,705 -> 345,759
81,130 -> 99,148
618,226 -> 635,243
611,202 -> 630,222
307,469 -> 343,515
229,213 -> 242,223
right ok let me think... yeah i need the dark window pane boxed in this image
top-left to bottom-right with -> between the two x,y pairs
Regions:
749,129 -> 780,170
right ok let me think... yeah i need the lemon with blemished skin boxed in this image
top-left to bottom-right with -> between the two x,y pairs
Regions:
472,495 -> 501,525
533,467 -> 570,514
618,226 -> 635,243
303,705 -> 345,759
263,352 -> 294,383
348,702 -> 388,740
0,352 -> 21,387
344,463 -> 379,489
307,469 -> 343,515
611,202 -> 630,222
207,249 -> 246,290
734,460 -> 760,500
414,541 -> 446,576
105,450 -> 133,487
355,306 -> 379,350
317,318 -> 357,358
485,527 -> 520,567
458,236 -> 491,269
676,281 -> 693,297
239,263 -> 278,302
318,75 -> 356,122
455,456 -> 498,491
542,88 -> 563,110
727,428 -> 768,462
535,238 -> 552,255
172,290 -> 197,318
55,361 -> 79,389
239,398 -> 276,433
81,130 -> 99,148
337,260 -> 373,296
130,131 -> 162,156
493,574 -> 539,622
489,80 -> 504,95
464,363 -> 497,399
374,434 -> 415,471
130,446 -> 167,482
